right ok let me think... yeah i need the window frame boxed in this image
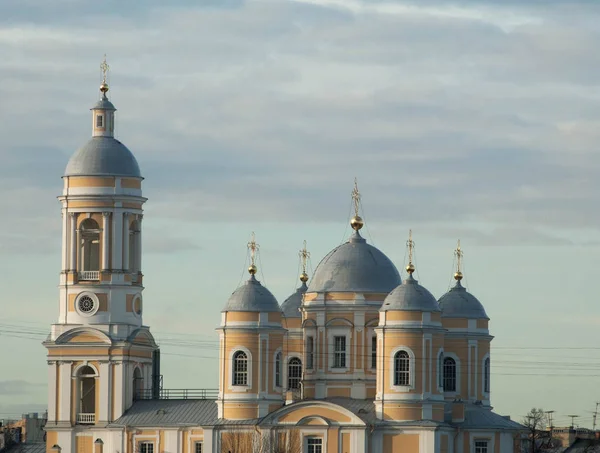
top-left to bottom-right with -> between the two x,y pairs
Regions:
194,441 -> 203,453
443,357 -> 457,392
306,437 -> 323,453
327,327 -> 351,372
441,352 -> 460,394
483,355 -> 491,395
96,114 -> 104,128
274,350 -> 282,389
333,335 -> 346,369
474,439 -> 489,453
287,357 -> 302,390
138,442 -> 154,453
228,346 -> 252,391
389,346 -> 415,391
306,336 -> 314,370
371,335 -> 377,370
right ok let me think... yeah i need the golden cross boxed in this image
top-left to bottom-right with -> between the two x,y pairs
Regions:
100,54 -> 110,84
247,232 -> 259,267
299,240 -> 310,274
407,229 -> 415,266
351,177 -> 361,217
455,239 -> 463,273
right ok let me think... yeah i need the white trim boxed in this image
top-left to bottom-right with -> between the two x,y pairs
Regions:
75,291 -> 100,317
470,432 -> 495,453
228,346 -> 252,392
389,345 -> 415,392
72,361 -> 99,378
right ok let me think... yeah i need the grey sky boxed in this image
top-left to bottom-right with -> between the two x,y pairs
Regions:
1,0 -> 599,427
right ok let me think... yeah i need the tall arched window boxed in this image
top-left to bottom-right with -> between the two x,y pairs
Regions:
484,357 -> 490,393
133,367 -> 143,400
394,351 -> 410,386
79,219 -> 100,273
77,366 -> 96,424
288,358 -> 302,390
443,357 -> 457,392
233,351 -> 248,386
275,352 -> 282,388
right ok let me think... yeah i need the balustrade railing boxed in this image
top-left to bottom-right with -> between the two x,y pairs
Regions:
77,413 -> 95,424
78,271 -> 100,281
135,388 -> 219,400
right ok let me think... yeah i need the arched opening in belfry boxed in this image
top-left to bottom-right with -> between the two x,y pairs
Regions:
79,218 -> 101,273
77,365 -> 96,424
129,219 -> 140,274
133,366 -> 143,400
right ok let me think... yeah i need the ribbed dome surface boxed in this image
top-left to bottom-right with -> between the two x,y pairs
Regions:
64,137 -> 141,177
307,231 -> 400,293
281,282 -> 308,318
438,280 -> 488,319
381,275 -> 440,312
222,275 -> 280,313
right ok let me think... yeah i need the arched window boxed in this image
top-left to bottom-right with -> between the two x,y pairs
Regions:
288,358 -> 302,390
77,366 -> 96,424
275,352 -> 282,388
133,367 -> 143,400
233,351 -> 248,386
484,357 -> 490,393
79,219 -> 100,273
394,351 -> 410,386
443,357 -> 457,392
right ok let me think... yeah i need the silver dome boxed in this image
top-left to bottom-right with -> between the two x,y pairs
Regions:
64,137 -> 141,177
281,282 -> 308,318
381,275 -> 440,312
438,280 -> 488,319
222,275 -> 280,313
307,231 -> 400,293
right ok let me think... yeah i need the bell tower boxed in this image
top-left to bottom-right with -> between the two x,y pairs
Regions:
44,58 -> 157,453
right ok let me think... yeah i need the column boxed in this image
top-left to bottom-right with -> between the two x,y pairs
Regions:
102,212 -> 110,271
47,361 -> 57,422
98,361 -> 111,423
112,209 -> 123,270
61,211 -> 68,271
69,213 -> 77,271
58,361 -> 72,422
122,212 -> 130,271
113,362 -> 125,419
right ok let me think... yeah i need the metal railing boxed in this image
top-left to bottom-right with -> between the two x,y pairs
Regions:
77,413 -> 95,424
78,271 -> 100,281
136,389 -> 219,400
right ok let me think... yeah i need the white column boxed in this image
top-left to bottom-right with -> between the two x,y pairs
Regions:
113,362 -> 125,419
58,361 -> 72,422
70,213 -> 77,271
112,209 -> 123,270
47,361 -> 57,422
61,211 -> 68,271
122,212 -> 130,271
203,428 -> 214,453
98,361 -> 111,423
102,212 -> 110,271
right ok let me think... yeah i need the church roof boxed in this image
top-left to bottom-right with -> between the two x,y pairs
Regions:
453,404 -> 525,431
438,280 -> 489,319
307,231 -> 400,293
381,274 -> 440,313
111,399 -> 218,427
223,274 -> 280,312
281,282 -> 308,318
64,136 -> 142,177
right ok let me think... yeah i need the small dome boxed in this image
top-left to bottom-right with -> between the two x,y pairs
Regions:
64,137 -> 141,177
281,282 -> 308,318
92,97 -> 116,111
223,275 -> 280,313
438,280 -> 488,319
307,231 -> 400,293
381,275 -> 440,312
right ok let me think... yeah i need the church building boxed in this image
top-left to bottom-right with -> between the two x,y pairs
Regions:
43,61 -> 524,453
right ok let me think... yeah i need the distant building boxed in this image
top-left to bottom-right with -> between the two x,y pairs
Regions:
44,61 -> 525,453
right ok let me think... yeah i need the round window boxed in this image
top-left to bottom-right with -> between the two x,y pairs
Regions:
133,297 -> 142,316
78,296 -> 95,313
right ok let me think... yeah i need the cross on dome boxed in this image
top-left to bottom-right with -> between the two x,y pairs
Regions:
406,229 -> 415,274
454,239 -> 464,281
247,232 -> 259,275
299,240 -> 310,283
350,178 -> 364,231
100,54 -> 110,94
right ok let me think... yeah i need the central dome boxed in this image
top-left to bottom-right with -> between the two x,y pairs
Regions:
307,231 -> 400,293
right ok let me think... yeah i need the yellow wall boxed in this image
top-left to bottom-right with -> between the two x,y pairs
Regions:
383,433 -> 420,452
76,435 -> 93,453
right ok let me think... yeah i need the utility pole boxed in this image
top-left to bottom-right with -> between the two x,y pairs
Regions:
545,410 -> 555,446
593,403 -> 600,431
568,415 -> 579,429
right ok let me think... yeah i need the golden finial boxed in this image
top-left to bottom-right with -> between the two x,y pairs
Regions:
454,239 -> 463,281
350,178 -> 364,231
247,232 -> 259,275
299,240 -> 310,283
100,54 -> 110,94
406,229 -> 415,274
